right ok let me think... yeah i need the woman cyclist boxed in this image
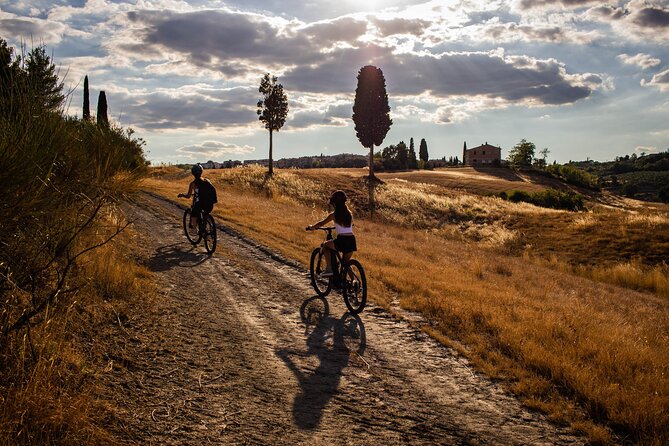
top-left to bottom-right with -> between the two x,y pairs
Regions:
177,163 -> 214,230
306,190 -> 356,277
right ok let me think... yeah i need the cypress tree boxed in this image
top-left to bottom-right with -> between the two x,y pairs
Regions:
83,75 -> 90,121
462,141 -> 467,166
419,138 -> 429,163
352,65 -> 392,179
97,90 -> 108,126
408,137 -> 418,169
352,65 -> 392,214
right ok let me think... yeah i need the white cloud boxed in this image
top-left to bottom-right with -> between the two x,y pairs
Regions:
0,12 -> 87,45
617,53 -> 662,69
586,1 -> 669,42
176,141 -> 256,158
634,145 -> 657,154
641,68 -> 669,91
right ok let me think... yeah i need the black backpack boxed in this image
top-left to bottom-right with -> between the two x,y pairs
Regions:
197,178 -> 218,206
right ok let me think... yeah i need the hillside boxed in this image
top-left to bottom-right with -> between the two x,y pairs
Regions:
572,151 -> 669,202
284,166 -> 669,267
145,164 -> 669,444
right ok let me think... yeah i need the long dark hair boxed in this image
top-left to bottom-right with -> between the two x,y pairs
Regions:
330,190 -> 352,227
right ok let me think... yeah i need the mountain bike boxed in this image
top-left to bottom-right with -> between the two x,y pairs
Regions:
179,194 -> 217,254
307,227 -> 367,314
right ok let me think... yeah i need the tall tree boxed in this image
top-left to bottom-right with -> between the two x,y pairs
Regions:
397,140 -> 408,170
508,139 -> 536,168
257,73 -> 289,176
353,65 -> 392,179
462,141 -> 467,166
408,137 -> 418,169
97,90 -> 108,126
352,65 -> 392,213
25,45 -> 64,112
535,147 -> 550,169
419,138 -> 429,164
0,39 -> 20,116
83,75 -> 90,121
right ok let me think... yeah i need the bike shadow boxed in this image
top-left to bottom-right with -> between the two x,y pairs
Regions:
146,242 -> 209,272
276,296 -> 366,430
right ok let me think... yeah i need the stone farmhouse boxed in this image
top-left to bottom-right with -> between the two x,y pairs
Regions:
462,142 -> 502,166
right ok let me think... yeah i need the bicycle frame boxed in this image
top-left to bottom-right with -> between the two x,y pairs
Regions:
307,226 -> 367,314
318,227 -> 345,280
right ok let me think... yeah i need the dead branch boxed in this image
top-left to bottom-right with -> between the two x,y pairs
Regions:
3,214 -> 130,336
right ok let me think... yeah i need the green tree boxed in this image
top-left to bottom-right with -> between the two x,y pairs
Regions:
419,138 -> 428,164
508,139 -> 535,168
352,65 -> 392,178
397,140 -> 408,170
0,39 -> 20,116
25,45 -> 64,112
408,137 -> 418,169
83,75 -> 90,120
97,90 -> 108,126
257,73 -> 288,175
381,144 -> 399,170
533,147 -> 550,169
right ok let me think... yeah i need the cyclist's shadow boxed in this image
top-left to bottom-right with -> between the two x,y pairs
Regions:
146,243 -> 209,272
276,296 -> 366,430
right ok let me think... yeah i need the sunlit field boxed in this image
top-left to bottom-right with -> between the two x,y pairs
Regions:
145,165 -> 669,445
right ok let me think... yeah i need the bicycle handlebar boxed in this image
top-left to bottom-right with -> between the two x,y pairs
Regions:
306,226 -> 335,231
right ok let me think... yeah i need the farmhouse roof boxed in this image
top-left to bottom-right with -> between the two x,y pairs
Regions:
467,143 -> 501,151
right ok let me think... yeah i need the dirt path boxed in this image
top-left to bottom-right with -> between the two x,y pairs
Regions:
105,192 -> 584,445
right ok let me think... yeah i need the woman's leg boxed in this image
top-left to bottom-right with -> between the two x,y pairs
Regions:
321,240 -> 335,272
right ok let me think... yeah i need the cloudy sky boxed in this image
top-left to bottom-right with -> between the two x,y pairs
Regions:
2,0 -> 668,164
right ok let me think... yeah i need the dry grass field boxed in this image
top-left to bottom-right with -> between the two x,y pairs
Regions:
0,216 -> 155,445
145,165 -> 669,445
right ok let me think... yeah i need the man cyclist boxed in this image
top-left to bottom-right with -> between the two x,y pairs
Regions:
178,163 -> 217,232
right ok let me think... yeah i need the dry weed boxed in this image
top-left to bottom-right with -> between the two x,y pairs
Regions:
625,212 -> 669,227
146,169 -> 669,444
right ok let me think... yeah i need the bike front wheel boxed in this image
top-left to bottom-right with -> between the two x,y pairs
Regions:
183,209 -> 201,244
203,214 -> 217,254
342,259 -> 367,314
309,248 -> 332,297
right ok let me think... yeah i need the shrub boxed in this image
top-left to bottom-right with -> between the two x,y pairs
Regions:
1,39 -> 148,444
503,189 -> 585,211
546,163 -> 600,190
658,186 -> 669,203
621,183 -> 639,197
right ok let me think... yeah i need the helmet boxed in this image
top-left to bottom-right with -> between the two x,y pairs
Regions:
329,190 -> 347,205
191,163 -> 203,177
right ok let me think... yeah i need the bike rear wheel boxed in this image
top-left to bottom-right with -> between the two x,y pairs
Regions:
309,248 -> 332,297
183,208 -> 201,244
342,259 -> 367,314
203,214 -> 217,254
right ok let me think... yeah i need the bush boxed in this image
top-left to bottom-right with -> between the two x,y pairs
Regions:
546,163 -> 600,190
503,189 -> 585,211
621,183 -> 639,197
658,186 -> 669,203
1,39 -> 148,444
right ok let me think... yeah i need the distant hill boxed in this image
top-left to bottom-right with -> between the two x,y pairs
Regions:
571,151 -> 669,202
243,153 -> 367,169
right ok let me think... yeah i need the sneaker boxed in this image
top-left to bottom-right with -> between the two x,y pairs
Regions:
320,268 -> 333,278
